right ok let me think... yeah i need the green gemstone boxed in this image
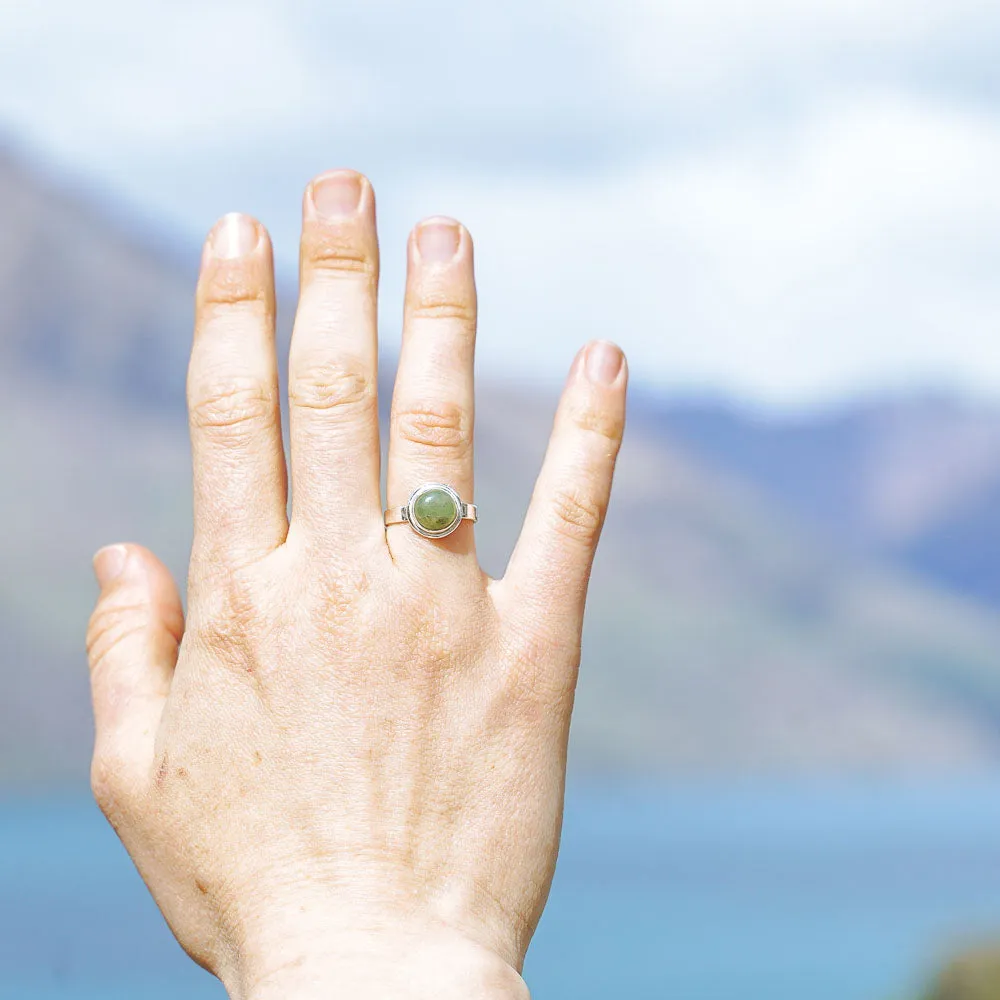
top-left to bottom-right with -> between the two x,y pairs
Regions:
412,487 -> 459,533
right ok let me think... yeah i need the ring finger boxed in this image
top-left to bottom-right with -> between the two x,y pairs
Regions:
386,217 -> 477,558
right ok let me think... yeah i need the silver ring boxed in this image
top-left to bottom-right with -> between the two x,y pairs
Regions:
384,482 -> 477,539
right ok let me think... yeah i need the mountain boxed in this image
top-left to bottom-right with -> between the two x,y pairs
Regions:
3,148 -> 1000,786
651,396 -> 1000,607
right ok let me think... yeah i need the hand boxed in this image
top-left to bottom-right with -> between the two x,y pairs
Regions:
85,170 -> 627,1000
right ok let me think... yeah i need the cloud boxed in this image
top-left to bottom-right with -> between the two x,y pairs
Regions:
5,0 -> 997,158
0,0 -> 998,404
405,93 -> 1000,404
0,2 -> 356,152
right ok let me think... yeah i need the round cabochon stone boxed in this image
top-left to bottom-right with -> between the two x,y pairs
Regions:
412,487 -> 459,533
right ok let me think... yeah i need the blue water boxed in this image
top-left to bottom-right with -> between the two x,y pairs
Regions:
6,782 -> 1000,999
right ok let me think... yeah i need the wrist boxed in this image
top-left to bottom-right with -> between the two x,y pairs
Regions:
227,927 -> 530,1000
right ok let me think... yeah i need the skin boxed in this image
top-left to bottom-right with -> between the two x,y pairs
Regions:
85,169 -> 627,1000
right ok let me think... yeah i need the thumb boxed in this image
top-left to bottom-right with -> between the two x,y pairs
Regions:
86,544 -> 183,801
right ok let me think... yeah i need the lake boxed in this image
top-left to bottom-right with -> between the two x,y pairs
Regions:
5,781 -> 1000,999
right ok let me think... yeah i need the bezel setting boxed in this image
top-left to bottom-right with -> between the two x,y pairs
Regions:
404,482 -> 465,539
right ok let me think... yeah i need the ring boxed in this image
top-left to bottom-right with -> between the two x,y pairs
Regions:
384,482 -> 478,539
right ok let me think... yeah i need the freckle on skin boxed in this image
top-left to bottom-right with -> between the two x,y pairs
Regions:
253,750 -> 262,765
176,767 -> 188,780
195,878 -> 208,895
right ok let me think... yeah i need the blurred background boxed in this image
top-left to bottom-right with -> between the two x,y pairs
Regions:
2,1 -> 1000,998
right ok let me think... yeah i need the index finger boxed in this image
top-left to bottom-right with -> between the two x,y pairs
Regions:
188,213 -> 288,571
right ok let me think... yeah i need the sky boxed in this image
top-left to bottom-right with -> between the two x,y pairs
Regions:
1,0 -> 999,407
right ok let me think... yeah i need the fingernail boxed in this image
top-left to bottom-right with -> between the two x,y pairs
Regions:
209,213 -> 258,260
93,545 -> 128,587
584,341 -> 624,386
416,219 -> 461,263
310,171 -> 364,220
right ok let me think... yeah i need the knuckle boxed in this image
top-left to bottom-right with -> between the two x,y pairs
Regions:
306,236 -> 377,280
192,613 -> 248,657
506,665 -> 573,708
289,362 -> 375,414
190,613 -> 259,680
189,376 -> 275,434
193,574 -> 257,641
408,298 -> 477,324
188,571 -> 269,677
316,563 -> 373,611
548,486 -> 605,546
566,399 -> 626,447
393,400 -> 469,453
199,273 -> 271,311
87,602 -> 149,673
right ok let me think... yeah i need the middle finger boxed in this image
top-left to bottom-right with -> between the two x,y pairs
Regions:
287,169 -> 382,547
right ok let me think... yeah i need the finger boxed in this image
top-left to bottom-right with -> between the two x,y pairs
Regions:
498,341 -> 627,626
386,218 -> 477,556
287,170 -> 382,543
188,213 -> 287,570
86,544 -> 184,802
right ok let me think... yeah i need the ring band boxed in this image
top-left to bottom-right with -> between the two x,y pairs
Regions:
384,482 -> 477,539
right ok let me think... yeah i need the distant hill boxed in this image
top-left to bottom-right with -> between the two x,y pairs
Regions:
651,396 -> 1000,607
3,149 -> 1000,786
